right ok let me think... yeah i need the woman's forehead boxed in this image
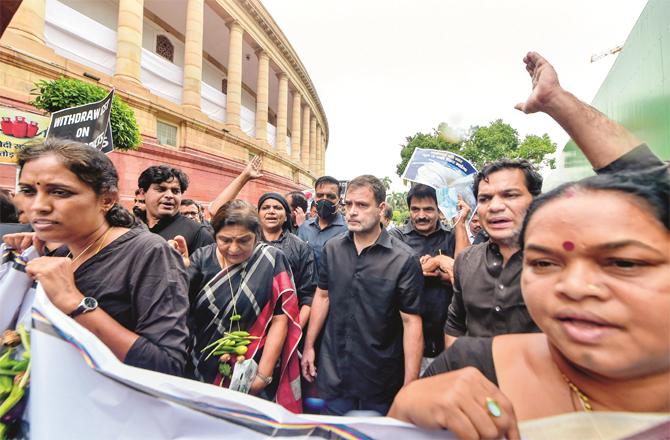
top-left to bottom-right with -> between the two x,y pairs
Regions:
526,191 -> 668,248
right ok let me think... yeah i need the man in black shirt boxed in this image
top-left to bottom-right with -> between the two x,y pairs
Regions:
444,160 -> 543,345
302,175 -> 423,416
138,165 -> 214,252
389,184 -> 469,364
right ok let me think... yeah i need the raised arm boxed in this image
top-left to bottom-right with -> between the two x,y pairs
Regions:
208,155 -> 263,216
515,51 -> 641,169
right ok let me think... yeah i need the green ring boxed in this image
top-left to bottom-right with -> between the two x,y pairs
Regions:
486,397 -> 502,418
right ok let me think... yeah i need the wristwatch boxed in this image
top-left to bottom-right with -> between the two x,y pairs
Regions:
68,297 -> 99,318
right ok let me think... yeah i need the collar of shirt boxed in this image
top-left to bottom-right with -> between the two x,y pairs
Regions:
264,230 -> 288,244
306,211 -> 346,231
399,220 -> 450,237
344,227 -> 393,250
485,241 -> 523,276
149,213 -> 179,233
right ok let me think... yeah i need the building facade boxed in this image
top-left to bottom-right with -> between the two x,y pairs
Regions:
0,0 -> 328,205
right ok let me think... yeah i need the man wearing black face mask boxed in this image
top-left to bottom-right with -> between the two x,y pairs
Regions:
297,176 -> 348,266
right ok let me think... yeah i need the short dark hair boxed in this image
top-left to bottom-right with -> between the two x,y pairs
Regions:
134,188 -> 142,197
407,183 -> 438,207
383,205 -> 394,220
138,165 -> 189,193
181,198 -> 198,208
0,192 -> 18,223
314,176 -> 339,191
346,175 -> 386,205
520,171 -> 670,249
474,159 -> 542,199
211,199 -> 261,238
286,191 -> 308,213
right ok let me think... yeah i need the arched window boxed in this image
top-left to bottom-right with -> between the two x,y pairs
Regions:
156,35 -> 174,62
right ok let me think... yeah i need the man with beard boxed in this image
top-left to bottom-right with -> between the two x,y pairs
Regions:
297,176 -> 348,266
302,175 -> 423,416
258,192 -> 317,328
138,165 -> 214,252
389,184 -> 470,368
132,188 -> 147,223
444,159 -> 542,347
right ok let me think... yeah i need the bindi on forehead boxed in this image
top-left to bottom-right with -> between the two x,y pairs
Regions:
562,241 -> 575,251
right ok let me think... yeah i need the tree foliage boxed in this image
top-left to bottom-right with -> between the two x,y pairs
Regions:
396,119 -> 557,177
31,77 -> 141,150
385,188 -> 409,225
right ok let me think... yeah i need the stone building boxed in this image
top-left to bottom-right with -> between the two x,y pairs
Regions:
0,0 -> 328,205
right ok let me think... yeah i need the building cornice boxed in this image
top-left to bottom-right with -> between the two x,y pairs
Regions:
234,0 -> 329,146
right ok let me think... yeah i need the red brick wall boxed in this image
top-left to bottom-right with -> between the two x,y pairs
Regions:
1,142 -> 309,209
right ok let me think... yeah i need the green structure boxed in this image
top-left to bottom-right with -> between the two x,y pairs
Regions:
554,0 -> 669,184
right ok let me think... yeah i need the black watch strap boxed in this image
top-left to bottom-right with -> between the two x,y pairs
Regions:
69,297 -> 98,318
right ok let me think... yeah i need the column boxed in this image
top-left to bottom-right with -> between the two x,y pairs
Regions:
114,0 -> 145,83
301,105 -> 310,166
181,0 -> 204,109
254,50 -> 270,142
290,91 -> 301,162
4,0 -> 46,46
320,130 -> 326,175
225,21 -> 244,128
275,73 -> 289,156
309,116 -> 317,174
315,128 -> 322,177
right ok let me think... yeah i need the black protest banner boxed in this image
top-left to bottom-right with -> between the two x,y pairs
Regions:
46,89 -> 114,153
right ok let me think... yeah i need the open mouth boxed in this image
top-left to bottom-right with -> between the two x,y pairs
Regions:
556,313 -> 620,344
487,218 -> 512,229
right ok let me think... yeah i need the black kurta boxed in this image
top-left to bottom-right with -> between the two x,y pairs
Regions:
56,225 -> 190,375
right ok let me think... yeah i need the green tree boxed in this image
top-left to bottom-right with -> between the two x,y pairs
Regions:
31,77 -> 141,150
385,190 -> 409,225
396,119 -> 557,176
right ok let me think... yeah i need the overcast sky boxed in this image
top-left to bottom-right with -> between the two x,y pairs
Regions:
263,0 -> 648,190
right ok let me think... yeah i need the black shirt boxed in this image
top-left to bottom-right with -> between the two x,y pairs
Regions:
316,229 -> 423,402
423,337 -> 497,385
149,214 -> 214,253
263,231 -> 317,307
388,222 -> 456,357
445,242 -> 540,337
56,225 -> 190,375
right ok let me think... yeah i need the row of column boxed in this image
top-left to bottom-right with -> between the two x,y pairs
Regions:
6,0 -> 326,176
119,0 -> 326,176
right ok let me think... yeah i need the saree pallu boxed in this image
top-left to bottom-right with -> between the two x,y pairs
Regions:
191,243 -> 303,413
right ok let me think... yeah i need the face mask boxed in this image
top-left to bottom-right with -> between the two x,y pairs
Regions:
316,199 -> 337,219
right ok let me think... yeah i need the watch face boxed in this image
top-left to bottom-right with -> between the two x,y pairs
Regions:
83,297 -> 98,309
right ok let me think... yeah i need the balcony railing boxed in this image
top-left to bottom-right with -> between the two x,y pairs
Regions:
42,0 -> 283,152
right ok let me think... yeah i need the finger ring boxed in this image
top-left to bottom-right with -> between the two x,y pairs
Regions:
485,397 -> 502,418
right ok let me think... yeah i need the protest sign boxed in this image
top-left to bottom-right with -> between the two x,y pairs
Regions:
401,148 -> 477,219
0,107 -> 50,165
45,89 -> 114,153
0,249 -> 665,439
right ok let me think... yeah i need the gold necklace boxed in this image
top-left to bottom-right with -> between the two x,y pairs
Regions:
561,373 -> 593,412
67,227 -> 112,265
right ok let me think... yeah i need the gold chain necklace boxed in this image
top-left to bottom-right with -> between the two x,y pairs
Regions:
561,373 -> 593,412
67,227 -> 112,265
